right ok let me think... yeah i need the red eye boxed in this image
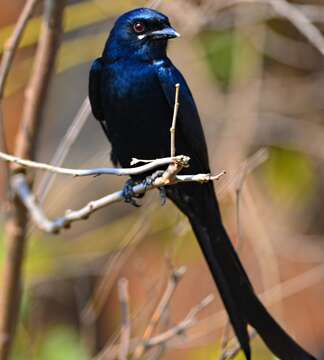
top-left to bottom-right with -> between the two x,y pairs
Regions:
133,22 -> 145,33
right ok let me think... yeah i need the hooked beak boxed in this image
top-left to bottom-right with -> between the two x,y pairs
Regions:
138,27 -> 180,41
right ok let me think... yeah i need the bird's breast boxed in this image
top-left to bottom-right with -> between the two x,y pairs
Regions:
102,60 -> 173,167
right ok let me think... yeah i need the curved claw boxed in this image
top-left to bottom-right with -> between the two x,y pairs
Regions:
123,171 -> 166,207
144,170 -> 165,189
143,171 -> 167,206
122,179 -> 141,207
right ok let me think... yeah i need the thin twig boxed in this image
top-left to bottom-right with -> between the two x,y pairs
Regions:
0,0 -> 40,99
144,294 -> 214,350
8,158 -> 177,233
219,331 -> 257,360
0,108 -> 9,196
82,205 -> 155,325
36,97 -> 91,203
11,164 -> 226,234
133,266 -> 186,359
224,0 -> 324,57
0,151 -> 186,177
170,83 -> 180,157
219,149 -> 268,356
118,279 -> 131,360
0,0 -> 40,191
92,262 -> 324,359
0,1 -> 66,359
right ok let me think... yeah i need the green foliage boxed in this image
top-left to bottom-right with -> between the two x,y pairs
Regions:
35,326 -> 88,360
12,326 -> 88,360
199,30 -> 260,89
187,339 -> 272,360
0,228 -> 5,267
261,147 -> 315,205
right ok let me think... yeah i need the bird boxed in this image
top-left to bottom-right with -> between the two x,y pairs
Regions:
88,8 -> 317,360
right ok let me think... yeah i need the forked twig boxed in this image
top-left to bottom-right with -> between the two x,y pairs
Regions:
133,266 -> 186,359
145,294 -> 214,350
10,159 -> 226,234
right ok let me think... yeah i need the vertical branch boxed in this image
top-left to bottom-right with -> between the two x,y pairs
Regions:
0,0 -> 40,191
0,0 -> 40,99
118,279 -> 131,360
219,149 -> 269,357
14,0 -> 66,161
0,2 -> 66,360
170,83 -> 180,157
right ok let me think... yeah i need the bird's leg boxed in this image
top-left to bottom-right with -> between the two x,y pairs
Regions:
122,179 -> 141,207
144,170 -> 167,206
158,186 -> 167,206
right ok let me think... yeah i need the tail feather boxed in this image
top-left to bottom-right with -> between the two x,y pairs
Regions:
190,219 -> 252,359
167,182 -> 317,360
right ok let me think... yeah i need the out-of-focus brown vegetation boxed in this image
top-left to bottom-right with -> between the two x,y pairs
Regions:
0,0 -> 324,359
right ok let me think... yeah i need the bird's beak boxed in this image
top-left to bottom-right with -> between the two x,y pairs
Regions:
138,27 -> 180,40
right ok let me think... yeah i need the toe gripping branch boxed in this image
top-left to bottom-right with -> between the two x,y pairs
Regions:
122,171 -> 167,207
122,179 -> 142,207
144,170 -> 167,206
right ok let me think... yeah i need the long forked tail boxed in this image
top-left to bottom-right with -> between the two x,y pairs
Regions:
167,182 -> 317,360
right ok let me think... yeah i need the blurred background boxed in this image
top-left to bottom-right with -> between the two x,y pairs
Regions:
0,0 -> 324,359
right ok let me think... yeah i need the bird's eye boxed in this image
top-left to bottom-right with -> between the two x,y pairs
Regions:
133,22 -> 146,33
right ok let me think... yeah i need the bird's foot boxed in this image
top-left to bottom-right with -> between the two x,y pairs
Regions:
143,170 -> 164,189
122,179 -> 141,207
144,171 -> 167,206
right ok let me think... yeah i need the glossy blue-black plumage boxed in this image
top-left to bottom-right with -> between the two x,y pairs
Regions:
89,8 -> 317,360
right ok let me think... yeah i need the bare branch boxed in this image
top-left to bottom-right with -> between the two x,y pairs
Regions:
219,330 -> 257,360
36,97 -> 91,202
93,263 -> 324,359
10,159 -> 226,234
0,151 -> 186,177
118,279 -> 131,360
82,206 -> 155,326
176,170 -> 226,183
94,272 -> 215,360
170,83 -> 180,157
224,0 -> 324,57
133,266 -> 186,359
0,0 -> 40,99
144,294 -> 214,350
0,2 -> 66,359
219,149 -> 268,356
0,0 -> 40,190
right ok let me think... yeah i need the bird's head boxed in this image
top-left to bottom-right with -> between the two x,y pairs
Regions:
103,8 -> 180,62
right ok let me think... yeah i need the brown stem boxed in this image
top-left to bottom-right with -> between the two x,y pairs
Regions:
133,266 -> 186,359
0,0 -> 40,99
0,0 -> 40,197
118,279 -> 131,360
0,1 -> 66,359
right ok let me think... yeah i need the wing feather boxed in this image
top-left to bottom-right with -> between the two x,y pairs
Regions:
89,57 -> 105,121
155,61 -> 210,173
